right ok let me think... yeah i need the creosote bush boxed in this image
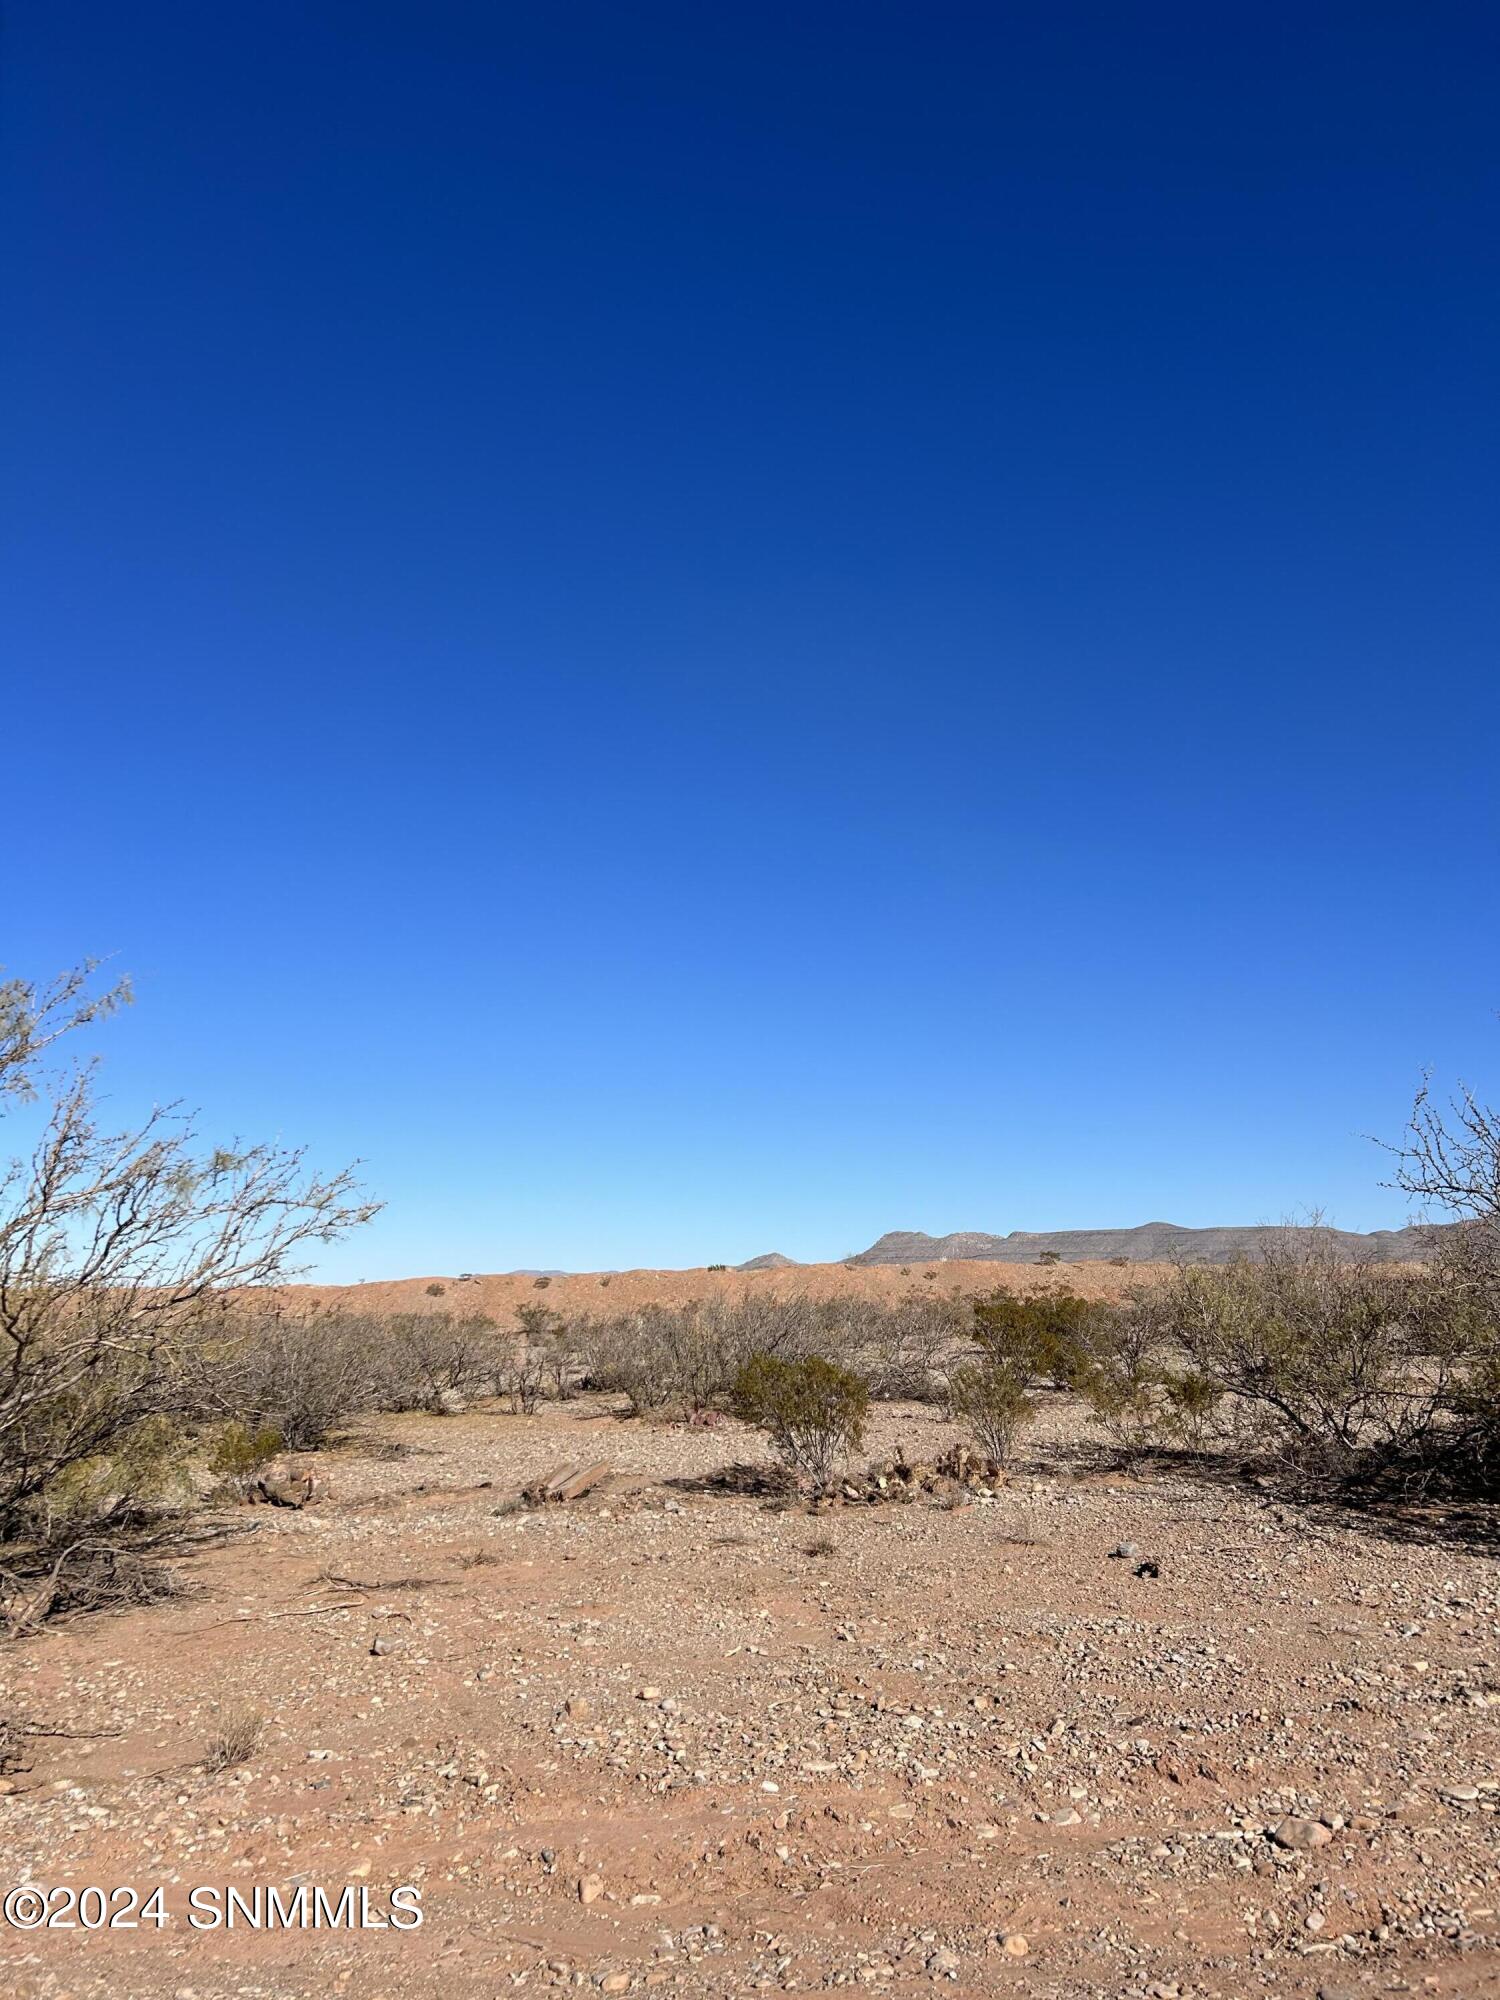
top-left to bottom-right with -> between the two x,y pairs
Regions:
730,1353 -> 869,1490
970,1287 -> 1112,1390
946,1358 -> 1033,1466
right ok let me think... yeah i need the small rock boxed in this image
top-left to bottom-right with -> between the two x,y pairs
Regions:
578,1873 -> 605,1905
926,1946 -> 960,1979
1109,1542 -> 1140,1559
1272,1817 -> 1332,1851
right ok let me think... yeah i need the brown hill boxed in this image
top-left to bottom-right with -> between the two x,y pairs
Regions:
286,1256 -> 1150,1322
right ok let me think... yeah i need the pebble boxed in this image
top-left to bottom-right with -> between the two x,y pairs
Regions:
1272,1817 -> 1332,1851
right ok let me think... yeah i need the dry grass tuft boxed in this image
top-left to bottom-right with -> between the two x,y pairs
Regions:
202,1705 -> 264,1772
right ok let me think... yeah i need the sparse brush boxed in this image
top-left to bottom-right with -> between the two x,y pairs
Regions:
500,1346 -> 547,1415
580,1292 -> 962,1417
730,1353 -> 869,1491
946,1359 -> 1033,1466
202,1705 -> 264,1772
186,1307 -> 378,1448
804,1535 -> 837,1557
1146,1232 -> 1494,1485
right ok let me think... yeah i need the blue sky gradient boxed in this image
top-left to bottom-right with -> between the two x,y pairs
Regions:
6,4 -> 1498,1276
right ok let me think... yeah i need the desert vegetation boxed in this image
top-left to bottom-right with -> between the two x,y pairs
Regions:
6,964 -> 1500,2000
5,954 -> 1500,1650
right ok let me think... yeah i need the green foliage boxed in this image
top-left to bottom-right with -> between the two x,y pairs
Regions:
945,1359 -> 1033,1465
41,1413 -> 192,1535
1147,1235 -> 1500,1484
207,1420 -> 283,1482
970,1288 -> 1109,1390
1073,1359 -> 1160,1460
730,1352 -> 869,1489
1158,1368 -> 1222,1452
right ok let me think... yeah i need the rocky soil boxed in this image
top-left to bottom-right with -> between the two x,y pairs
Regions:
4,1395 -> 1500,1999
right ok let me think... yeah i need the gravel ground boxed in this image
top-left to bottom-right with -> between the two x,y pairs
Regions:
4,1394 -> 1500,1999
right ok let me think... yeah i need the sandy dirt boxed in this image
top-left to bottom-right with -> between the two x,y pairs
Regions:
4,1367 -> 1500,2000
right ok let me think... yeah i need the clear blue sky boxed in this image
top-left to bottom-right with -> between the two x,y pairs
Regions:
5,4 -> 1498,1278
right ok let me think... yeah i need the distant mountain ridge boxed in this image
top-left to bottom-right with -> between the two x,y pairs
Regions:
851,1221 -> 1440,1266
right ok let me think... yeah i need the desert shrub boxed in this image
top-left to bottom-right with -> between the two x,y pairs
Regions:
32,1412 -> 194,1540
1157,1368 -> 1223,1452
1149,1233 -> 1495,1484
1037,1250 -> 1061,1266
707,1262 -> 728,1271
425,1281 -> 446,1297
835,1291 -> 964,1399
513,1301 -> 577,1400
532,1275 -> 552,1289
1075,1357 -> 1162,1460
207,1420 -> 283,1484
498,1343 -> 546,1415
579,1306 -> 689,1414
946,1359 -> 1033,1465
0,960 -> 375,1622
1066,1287 -> 1175,1458
190,1310 -> 377,1448
579,1292 -> 962,1417
579,1295 -> 811,1415
730,1353 -> 869,1489
372,1311 -> 500,1412
970,1288 -> 1113,1390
